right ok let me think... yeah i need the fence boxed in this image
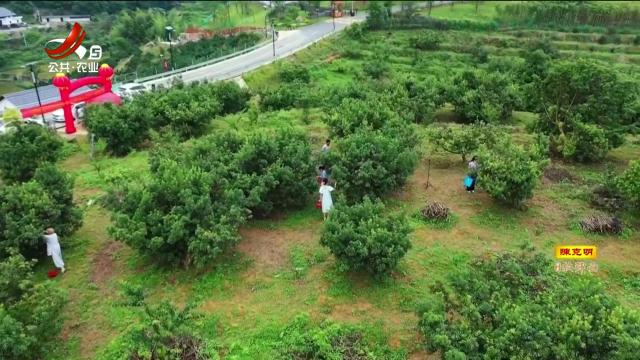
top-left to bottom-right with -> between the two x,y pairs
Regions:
115,32 -> 273,84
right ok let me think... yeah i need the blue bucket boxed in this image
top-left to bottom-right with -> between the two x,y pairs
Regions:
464,176 -> 473,188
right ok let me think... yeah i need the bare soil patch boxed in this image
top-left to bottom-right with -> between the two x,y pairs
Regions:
237,227 -> 318,270
325,53 -> 341,63
543,165 -> 577,184
90,241 -> 124,289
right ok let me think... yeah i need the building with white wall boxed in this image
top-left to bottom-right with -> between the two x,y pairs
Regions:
40,14 -> 91,25
0,7 -> 23,28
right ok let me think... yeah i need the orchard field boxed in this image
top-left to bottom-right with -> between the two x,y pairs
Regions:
1,2 -> 640,360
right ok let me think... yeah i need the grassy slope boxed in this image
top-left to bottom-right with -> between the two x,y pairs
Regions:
48,3 -> 640,359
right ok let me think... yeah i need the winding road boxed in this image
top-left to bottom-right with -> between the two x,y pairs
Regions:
142,14 -> 364,88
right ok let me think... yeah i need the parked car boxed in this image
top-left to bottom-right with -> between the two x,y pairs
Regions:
73,102 -> 86,120
25,109 -> 65,129
114,83 -> 148,100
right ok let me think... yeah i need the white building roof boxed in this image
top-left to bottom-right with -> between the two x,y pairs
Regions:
0,7 -> 17,18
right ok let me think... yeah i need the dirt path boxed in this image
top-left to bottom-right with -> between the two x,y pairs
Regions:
90,241 -> 124,290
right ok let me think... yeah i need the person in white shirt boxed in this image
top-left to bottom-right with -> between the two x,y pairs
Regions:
321,139 -> 331,153
43,227 -> 65,273
318,165 -> 328,182
318,178 -> 336,221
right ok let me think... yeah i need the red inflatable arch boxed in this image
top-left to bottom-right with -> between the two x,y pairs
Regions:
20,64 -> 121,134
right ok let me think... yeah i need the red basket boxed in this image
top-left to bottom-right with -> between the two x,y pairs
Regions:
47,269 -> 59,278
315,198 -> 322,209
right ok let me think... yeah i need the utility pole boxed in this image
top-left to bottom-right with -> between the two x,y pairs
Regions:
165,26 -> 175,70
26,62 -> 48,128
271,22 -> 276,57
332,1 -> 336,31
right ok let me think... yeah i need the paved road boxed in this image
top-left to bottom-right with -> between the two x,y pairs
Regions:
143,15 -> 364,88
4,1 -> 456,108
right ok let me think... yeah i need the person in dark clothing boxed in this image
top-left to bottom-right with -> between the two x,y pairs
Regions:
466,156 -> 478,193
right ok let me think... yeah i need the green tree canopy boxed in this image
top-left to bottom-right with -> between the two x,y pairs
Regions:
420,250 -> 640,359
0,124 -> 62,183
533,58 -> 638,161
447,70 -> 520,124
0,250 -> 66,360
477,136 -> 549,208
320,198 -> 411,276
329,126 -> 418,203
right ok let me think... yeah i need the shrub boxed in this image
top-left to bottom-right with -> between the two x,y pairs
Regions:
260,81 -> 309,111
413,30 -> 442,50
390,15 -> 498,31
232,129 -> 316,217
345,22 -> 366,40
109,158 -> 247,268
404,76 -> 447,123
0,182 -> 57,258
146,86 -> 221,140
32,164 -> 83,236
519,50 -> 551,111
580,214 -> 624,235
184,129 -> 316,217
0,251 -> 67,360
87,82 -> 249,156
469,43 -> 489,63
0,167 -> 82,260
103,296 -> 214,360
203,81 -> 250,114
447,70 -> 520,123
534,59 -> 638,161
325,96 -> 396,137
329,128 -> 418,203
320,198 -> 411,276
279,62 -> 311,83
477,137 -> 549,208
366,1 -> 391,30
617,160 -> 640,210
526,37 -> 559,58
363,54 -> 390,79
561,121 -> 610,162
419,251 -> 640,359
0,124 -> 62,182
276,314 -> 402,359
320,82 -> 371,110
85,102 -> 151,156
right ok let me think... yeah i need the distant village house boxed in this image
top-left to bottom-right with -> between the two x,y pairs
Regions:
40,14 -> 91,26
0,7 -> 24,28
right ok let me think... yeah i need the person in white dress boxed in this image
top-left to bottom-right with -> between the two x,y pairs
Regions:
43,227 -> 65,273
319,178 -> 336,221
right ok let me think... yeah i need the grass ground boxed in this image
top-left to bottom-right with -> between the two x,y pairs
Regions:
421,1 -> 506,21
42,6 -> 640,359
